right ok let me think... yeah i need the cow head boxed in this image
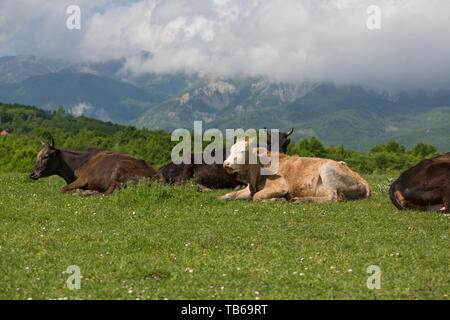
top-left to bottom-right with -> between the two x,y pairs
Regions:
265,127 -> 293,154
223,137 -> 251,174
29,138 -> 61,180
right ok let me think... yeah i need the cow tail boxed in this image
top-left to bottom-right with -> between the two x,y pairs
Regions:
389,181 -> 405,210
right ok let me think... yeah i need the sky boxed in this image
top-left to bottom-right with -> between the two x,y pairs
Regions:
1,0 -> 450,89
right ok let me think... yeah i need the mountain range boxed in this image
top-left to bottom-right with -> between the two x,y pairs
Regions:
0,55 -> 449,151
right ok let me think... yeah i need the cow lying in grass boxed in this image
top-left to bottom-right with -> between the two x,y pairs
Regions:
389,152 -> 450,212
29,138 -> 161,195
158,128 -> 294,189
219,137 -> 371,202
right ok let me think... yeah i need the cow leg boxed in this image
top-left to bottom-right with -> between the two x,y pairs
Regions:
218,185 -> 252,200
61,178 -> 88,193
290,196 -> 331,203
104,181 -> 121,195
442,194 -> 450,213
197,185 -> 212,192
319,165 -> 368,201
265,197 -> 287,202
253,179 -> 288,201
78,190 -> 104,197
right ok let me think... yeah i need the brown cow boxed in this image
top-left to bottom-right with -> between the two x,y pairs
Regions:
219,137 -> 371,202
389,152 -> 450,212
29,138 -> 161,195
158,128 -> 294,189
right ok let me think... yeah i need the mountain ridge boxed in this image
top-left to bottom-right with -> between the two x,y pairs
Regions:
0,55 -> 449,152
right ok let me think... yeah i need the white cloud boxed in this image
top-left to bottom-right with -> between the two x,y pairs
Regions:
1,0 -> 450,89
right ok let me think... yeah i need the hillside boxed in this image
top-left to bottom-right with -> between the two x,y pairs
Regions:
0,103 -> 175,171
0,103 -> 441,177
0,56 -> 449,152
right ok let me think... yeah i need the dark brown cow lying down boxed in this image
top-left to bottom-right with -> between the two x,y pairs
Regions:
389,152 -> 450,212
157,150 -> 244,189
29,138 -> 161,195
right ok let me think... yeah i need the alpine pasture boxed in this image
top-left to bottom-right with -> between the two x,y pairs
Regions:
0,172 -> 448,299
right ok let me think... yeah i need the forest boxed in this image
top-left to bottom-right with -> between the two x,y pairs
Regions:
0,102 -> 440,174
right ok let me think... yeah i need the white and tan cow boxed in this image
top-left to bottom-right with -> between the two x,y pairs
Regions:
219,137 -> 371,202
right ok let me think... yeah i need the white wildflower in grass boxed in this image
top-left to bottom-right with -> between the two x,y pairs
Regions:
330,266 -> 335,270
299,273 -> 305,276
348,269 -> 353,272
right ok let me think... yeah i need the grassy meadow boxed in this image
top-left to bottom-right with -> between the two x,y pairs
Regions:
0,172 -> 448,300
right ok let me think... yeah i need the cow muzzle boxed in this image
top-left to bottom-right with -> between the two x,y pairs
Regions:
29,171 -> 40,180
223,163 -> 236,174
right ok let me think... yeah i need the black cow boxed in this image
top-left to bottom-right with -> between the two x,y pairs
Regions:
158,128 -> 294,189
389,152 -> 450,212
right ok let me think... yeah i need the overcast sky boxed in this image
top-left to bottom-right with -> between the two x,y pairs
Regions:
1,0 -> 450,89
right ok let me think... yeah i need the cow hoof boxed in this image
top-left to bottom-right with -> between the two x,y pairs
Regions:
67,189 -> 104,197
197,186 -> 212,192
81,190 -> 104,197
269,198 -> 287,202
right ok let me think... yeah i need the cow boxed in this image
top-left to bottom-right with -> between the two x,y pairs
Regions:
218,137 -> 371,202
158,149 -> 243,189
29,138 -> 161,195
158,128 -> 294,189
265,127 -> 293,153
389,152 -> 450,212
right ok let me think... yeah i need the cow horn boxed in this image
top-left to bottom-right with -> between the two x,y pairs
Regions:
40,139 -> 46,147
286,128 -> 294,136
50,136 -> 55,148
264,127 -> 271,136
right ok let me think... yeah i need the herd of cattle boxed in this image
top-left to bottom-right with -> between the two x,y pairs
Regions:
29,129 -> 449,212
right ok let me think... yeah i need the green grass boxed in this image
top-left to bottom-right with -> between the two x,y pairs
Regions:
0,173 -> 448,300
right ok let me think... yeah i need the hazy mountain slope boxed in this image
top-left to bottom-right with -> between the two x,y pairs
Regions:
0,56 -> 69,83
138,81 -> 449,151
0,55 -> 449,151
0,71 -> 162,123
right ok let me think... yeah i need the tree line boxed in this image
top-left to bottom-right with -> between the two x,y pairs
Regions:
0,103 -> 440,174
